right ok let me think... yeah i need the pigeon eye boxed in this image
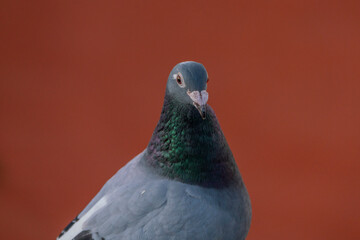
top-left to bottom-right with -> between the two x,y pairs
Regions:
207,78 -> 209,83
177,75 -> 182,84
175,73 -> 186,88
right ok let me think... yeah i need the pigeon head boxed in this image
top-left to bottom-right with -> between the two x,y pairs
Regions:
166,61 -> 209,119
146,61 -> 239,188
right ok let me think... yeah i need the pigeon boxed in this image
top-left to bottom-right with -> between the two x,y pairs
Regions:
57,61 -> 252,240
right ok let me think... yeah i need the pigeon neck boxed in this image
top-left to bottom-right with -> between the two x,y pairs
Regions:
144,93 -> 239,188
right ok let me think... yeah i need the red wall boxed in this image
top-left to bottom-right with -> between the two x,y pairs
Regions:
1,1 -> 359,239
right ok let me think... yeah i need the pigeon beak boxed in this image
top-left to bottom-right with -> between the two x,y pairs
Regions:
193,102 -> 206,119
187,90 -> 209,120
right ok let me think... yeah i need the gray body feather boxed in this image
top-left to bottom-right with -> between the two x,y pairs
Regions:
75,151 -> 251,240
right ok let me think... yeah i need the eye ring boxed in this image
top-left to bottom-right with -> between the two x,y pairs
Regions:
174,72 -> 186,88
176,75 -> 182,84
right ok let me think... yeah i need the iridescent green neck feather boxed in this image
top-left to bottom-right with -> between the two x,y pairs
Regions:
144,92 -> 240,188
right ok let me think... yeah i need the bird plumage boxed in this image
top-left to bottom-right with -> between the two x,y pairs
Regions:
58,61 -> 251,240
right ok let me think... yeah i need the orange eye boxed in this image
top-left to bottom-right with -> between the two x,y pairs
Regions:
177,75 -> 182,85
175,72 -> 186,88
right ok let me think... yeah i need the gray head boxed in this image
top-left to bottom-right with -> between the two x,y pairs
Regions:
166,61 -> 209,119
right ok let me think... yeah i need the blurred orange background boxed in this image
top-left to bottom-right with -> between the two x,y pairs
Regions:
1,0 -> 359,239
